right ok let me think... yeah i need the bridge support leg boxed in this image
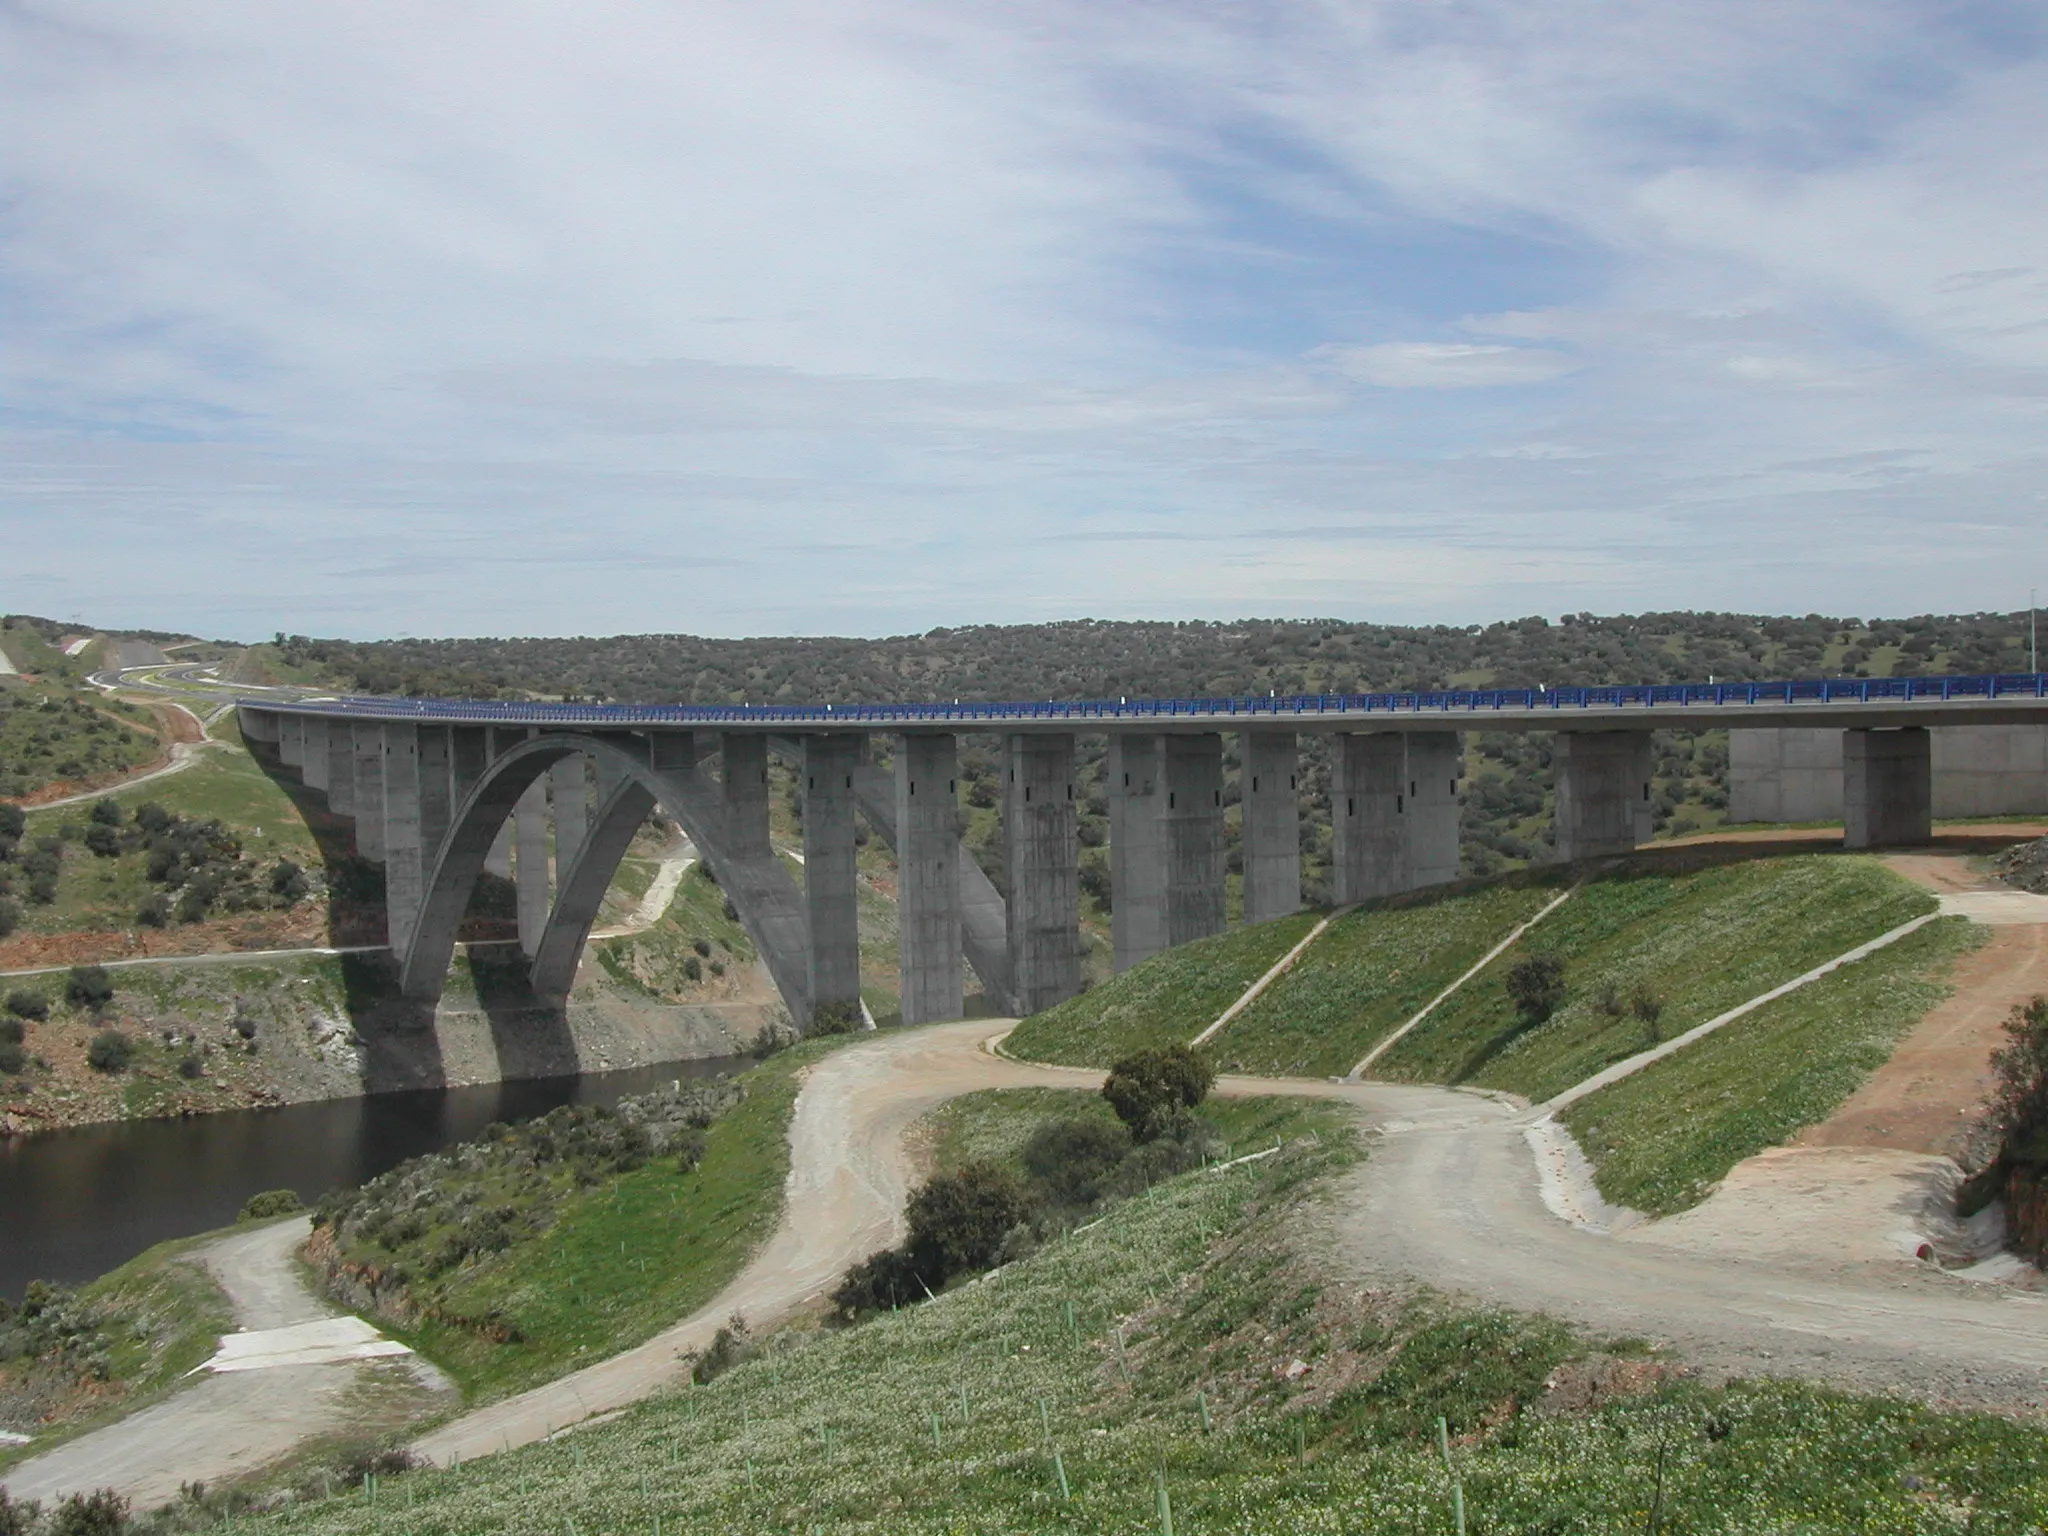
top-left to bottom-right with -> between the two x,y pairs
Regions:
418,726 -> 451,859
352,723 -> 386,863
803,734 -> 864,1021
1006,733 -> 1081,1015
1241,730 -> 1301,925
1844,727 -> 1932,848
277,715 -> 302,770
722,735 -> 772,857
515,778 -> 550,956
302,717 -> 330,792
325,722 -> 354,815
1332,733 -> 1407,902
1404,731 -> 1463,889
551,757 -> 588,876
1108,734 -> 1166,973
898,733 -> 963,1025
382,723 -> 424,951
1163,734 -> 1226,946
1553,730 -> 1652,862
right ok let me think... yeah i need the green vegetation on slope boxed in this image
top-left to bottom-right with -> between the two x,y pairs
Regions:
314,1041 -> 828,1403
245,1098 -> 2048,1536
1210,876 -> 1563,1076
1562,916 -> 1981,1214
0,1233 -> 234,1470
0,686 -> 160,802
1368,852 -> 1937,1100
1003,911 -> 1320,1066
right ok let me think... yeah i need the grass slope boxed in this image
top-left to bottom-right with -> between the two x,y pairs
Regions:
1562,916 -> 1982,1213
1367,851 -> 1937,1101
356,1040 -> 825,1403
243,1095 -> 2048,1535
1209,877 -> 1563,1076
1003,911 -> 1320,1066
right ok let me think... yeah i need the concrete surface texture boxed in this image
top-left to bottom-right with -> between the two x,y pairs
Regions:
1240,730 -> 1301,925
1731,724 -> 2048,822
1844,726 -> 1933,848
1106,732 -> 1167,974
895,733 -> 963,1026
1552,730 -> 1652,861
1161,732 -> 1226,947
1004,732 -> 1081,1015
801,733 -> 863,1012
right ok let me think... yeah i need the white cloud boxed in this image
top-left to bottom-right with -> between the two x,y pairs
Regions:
1316,342 -> 1582,389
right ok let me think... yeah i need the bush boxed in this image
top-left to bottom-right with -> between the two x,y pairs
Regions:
87,799 -> 123,828
0,1017 -> 20,1045
132,802 -> 172,834
672,1126 -> 708,1172
692,937 -> 712,957
2,990 -> 43,1021
81,823 -> 119,858
1506,953 -> 1567,1028
269,858 -> 309,902
136,894 -> 170,927
240,1189 -> 304,1221
49,1488 -> 129,1536
808,998 -> 862,1036
0,897 -> 17,940
904,1161 -> 1036,1277
691,1314 -> 755,1384
1102,1045 -> 1216,1143
86,1030 -> 134,1074
0,1042 -> 26,1075
832,1245 -> 935,1315
177,1053 -> 205,1080
1022,1117 -> 1132,1208
682,955 -> 702,982
0,1488 -> 37,1536
65,965 -> 115,1011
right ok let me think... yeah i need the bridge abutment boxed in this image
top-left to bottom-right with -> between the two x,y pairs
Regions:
1844,727 -> 1932,848
897,732 -> 964,1025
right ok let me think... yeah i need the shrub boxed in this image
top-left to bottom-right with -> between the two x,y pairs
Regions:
904,1161 -> 1035,1278
692,938 -> 711,957
831,1245 -> 935,1315
240,1189 -> 304,1221
65,965 -> 115,1011
132,802 -> 172,834
0,1488 -> 37,1536
682,955 -> 702,982
269,858 -> 309,902
86,1030 -> 134,1074
177,1053 -> 205,1080
1506,953 -> 1567,1028
1022,1117 -> 1131,1208
1964,996 -> 2048,1261
0,804 -> 23,842
0,898 -> 17,940
0,1017 -> 21,1045
136,894 -> 170,927
0,1042 -> 26,1075
27,876 -> 55,905
672,1126 -> 708,1172
81,823 -> 118,858
49,1488 -> 129,1536
692,1314 -> 754,1384
87,799 -> 123,827
1102,1045 -> 1216,1143
808,998 -> 862,1036
4,990 -> 47,1021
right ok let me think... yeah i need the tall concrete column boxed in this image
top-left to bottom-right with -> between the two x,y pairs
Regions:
324,722 -> 354,814
238,709 -> 281,743
381,723 -> 424,952
721,734 -> 773,858
1331,733 -> 1407,903
417,725 -> 452,862
551,757 -> 589,878
302,716 -> 330,792
1844,727 -> 1933,848
1241,730 -> 1301,924
1005,733 -> 1081,1015
802,734 -> 864,1016
1553,731 -> 1652,862
1404,731 -> 1463,890
278,715 -> 303,769
515,778 -> 551,957
351,723 -> 386,863
1163,734 -> 1226,947
1107,733 -> 1167,973
450,726 -> 487,811
897,732 -> 963,1025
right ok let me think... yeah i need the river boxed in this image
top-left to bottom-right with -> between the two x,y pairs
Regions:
0,1056 -> 749,1301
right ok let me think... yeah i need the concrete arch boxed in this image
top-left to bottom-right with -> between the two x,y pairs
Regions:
400,733 -> 813,1022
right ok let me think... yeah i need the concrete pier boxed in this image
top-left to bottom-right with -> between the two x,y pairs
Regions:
897,733 -> 963,1025
1844,727 -> 1933,848
1404,731 -> 1463,889
1107,734 -> 1167,973
324,722 -> 354,815
417,725 -> 451,859
1731,724 -> 2048,823
302,716 -> 330,792
1006,733 -> 1081,1015
721,735 -> 772,858
1553,730 -> 1652,862
351,724 -> 386,862
551,757 -> 588,878
277,715 -> 303,769
802,734 -> 864,1016
1162,733 -> 1226,947
515,778 -> 550,957
1241,730 -> 1301,925
1331,733 -> 1407,903
381,723 -> 424,950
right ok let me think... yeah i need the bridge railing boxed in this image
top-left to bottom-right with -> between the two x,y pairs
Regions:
245,671 -> 2048,728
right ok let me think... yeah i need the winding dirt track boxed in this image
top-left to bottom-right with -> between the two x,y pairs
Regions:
418,1017 -> 2048,1467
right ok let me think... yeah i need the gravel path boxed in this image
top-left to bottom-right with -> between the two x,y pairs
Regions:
0,1220 -> 447,1510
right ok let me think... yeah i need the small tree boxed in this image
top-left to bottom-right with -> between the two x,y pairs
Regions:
65,965 -> 115,1012
4,990 -> 48,1021
904,1161 -> 1036,1278
1505,954 -> 1566,1028
86,1029 -> 134,1074
1022,1116 -> 1130,1208
0,898 -> 19,941
1101,1045 -> 1216,1143
88,799 -> 123,828
50,1487 -> 129,1536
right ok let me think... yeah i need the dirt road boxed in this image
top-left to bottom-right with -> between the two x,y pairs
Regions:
1,1220 -> 446,1509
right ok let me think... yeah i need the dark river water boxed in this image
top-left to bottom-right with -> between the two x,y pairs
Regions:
0,1057 -> 748,1301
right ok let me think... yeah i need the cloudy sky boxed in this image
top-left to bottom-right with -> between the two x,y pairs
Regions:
4,1 -> 2045,639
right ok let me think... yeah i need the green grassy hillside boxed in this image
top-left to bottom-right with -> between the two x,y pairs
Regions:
1366,852 -> 1937,1101
1002,911 -> 1321,1065
1561,916 -> 1981,1213
239,1092 -> 2048,1536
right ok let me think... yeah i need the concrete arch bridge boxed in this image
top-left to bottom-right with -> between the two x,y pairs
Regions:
237,671 -> 2048,1030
